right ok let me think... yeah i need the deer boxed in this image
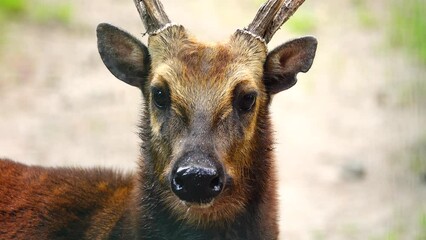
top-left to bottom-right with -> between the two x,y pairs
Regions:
0,0 -> 317,239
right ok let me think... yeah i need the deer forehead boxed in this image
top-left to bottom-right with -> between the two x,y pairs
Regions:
149,43 -> 266,114
148,30 -> 267,100
148,27 -> 267,75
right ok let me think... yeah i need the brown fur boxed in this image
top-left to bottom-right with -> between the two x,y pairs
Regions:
0,159 -> 134,240
1,17 -> 316,239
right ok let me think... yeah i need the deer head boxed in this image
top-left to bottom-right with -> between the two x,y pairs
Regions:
97,0 -> 316,226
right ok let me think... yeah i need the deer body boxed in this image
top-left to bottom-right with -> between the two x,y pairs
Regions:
0,157 -> 274,239
0,0 -> 317,239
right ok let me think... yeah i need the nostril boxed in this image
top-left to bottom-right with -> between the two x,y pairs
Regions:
209,175 -> 222,192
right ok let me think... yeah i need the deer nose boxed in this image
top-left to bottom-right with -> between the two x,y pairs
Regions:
171,166 -> 224,204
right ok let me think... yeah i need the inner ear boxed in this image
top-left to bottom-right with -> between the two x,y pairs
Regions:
97,23 -> 151,88
264,36 -> 317,94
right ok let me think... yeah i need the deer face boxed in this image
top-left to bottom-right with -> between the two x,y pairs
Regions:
97,0 -> 317,226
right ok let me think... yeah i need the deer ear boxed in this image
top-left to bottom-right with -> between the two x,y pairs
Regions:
264,36 -> 317,94
97,23 -> 150,88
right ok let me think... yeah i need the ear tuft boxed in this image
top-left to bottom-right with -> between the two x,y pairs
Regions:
264,36 -> 317,94
97,23 -> 151,88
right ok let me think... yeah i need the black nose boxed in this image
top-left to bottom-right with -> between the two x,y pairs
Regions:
171,166 -> 224,203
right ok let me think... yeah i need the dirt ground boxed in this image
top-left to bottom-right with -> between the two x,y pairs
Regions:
1,0 -> 425,239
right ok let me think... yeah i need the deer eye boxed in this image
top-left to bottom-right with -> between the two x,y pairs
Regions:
237,92 -> 257,113
151,86 -> 170,109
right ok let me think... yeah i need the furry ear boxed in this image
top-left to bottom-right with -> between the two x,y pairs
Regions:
264,36 -> 317,94
97,23 -> 150,88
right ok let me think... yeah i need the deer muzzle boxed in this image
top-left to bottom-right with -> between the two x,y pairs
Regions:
170,151 -> 225,204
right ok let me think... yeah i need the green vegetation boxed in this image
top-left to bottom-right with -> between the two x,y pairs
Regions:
0,0 -> 27,50
0,0 -> 26,15
382,231 -> 401,240
32,3 -> 73,25
0,0 -> 26,14
0,0 -> 73,51
287,11 -> 316,34
389,0 -> 426,64
418,212 -> 426,240
0,0 -> 26,27
250,0 -> 316,34
0,0 -> 73,25
388,0 -> 426,109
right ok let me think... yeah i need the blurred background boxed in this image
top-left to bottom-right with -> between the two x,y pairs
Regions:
0,0 -> 425,239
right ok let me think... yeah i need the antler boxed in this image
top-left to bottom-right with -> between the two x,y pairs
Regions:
133,0 -> 172,34
245,0 -> 306,43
